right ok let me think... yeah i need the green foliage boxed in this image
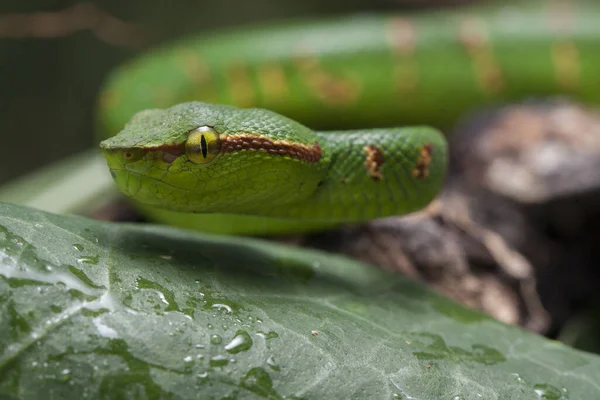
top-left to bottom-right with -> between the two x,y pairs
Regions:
0,202 -> 598,399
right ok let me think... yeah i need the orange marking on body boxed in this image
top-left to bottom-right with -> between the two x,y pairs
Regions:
386,17 -> 419,94
153,87 -> 175,107
294,50 -> 360,106
174,50 -> 219,102
364,145 -> 385,181
547,2 -> 580,90
412,143 -> 433,179
258,64 -> 289,102
552,40 -> 579,90
226,64 -> 255,107
459,17 -> 504,95
176,50 -> 212,86
222,133 -> 322,163
98,89 -> 119,112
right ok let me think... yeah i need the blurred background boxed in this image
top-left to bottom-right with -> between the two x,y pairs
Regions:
2,0 -> 600,355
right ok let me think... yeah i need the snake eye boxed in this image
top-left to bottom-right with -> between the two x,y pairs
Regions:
185,126 -> 221,164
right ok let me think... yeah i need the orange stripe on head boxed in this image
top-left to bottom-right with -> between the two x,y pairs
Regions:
222,134 -> 322,163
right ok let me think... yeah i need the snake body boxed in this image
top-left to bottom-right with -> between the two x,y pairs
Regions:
98,1 -> 600,235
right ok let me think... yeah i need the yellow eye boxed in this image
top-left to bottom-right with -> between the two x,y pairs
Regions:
185,126 -> 221,164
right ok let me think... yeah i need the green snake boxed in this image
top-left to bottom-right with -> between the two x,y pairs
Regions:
97,1 -> 600,235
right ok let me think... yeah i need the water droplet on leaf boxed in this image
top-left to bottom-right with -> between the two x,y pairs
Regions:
266,356 -> 280,371
257,331 -> 279,340
209,355 -> 229,368
534,384 -> 564,400
212,304 -> 232,313
210,334 -> 222,345
224,330 -> 253,354
72,244 -> 84,252
58,368 -> 71,382
76,255 -> 99,265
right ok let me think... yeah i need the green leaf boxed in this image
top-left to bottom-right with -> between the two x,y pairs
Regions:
0,202 -> 598,400
0,151 -> 118,217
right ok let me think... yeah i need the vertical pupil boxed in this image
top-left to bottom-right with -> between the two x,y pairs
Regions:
200,135 -> 208,159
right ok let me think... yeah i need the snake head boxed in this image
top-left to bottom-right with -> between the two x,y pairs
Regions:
100,101 -> 327,215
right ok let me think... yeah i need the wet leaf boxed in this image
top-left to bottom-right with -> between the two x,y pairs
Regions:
0,202 -> 599,399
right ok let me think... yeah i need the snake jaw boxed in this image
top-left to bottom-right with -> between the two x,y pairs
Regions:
102,149 -> 132,198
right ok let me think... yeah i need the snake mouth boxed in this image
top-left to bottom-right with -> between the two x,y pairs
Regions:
104,162 -> 186,207
102,147 -> 181,199
102,145 -> 222,209
102,144 -> 186,165
102,145 -> 190,196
